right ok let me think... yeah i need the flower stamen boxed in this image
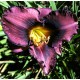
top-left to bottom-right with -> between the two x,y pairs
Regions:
29,26 -> 51,46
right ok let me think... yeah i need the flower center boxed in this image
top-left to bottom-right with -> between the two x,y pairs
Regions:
29,26 -> 51,46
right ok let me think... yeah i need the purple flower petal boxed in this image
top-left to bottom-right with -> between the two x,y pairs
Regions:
2,6 -> 40,46
29,43 -> 56,75
44,7 -> 78,55
38,8 -> 52,19
52,41 -> 62,55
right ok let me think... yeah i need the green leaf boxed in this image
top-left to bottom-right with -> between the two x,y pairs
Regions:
9,1 -> 18,6
18,71 -> 31,79
49,1 -> 57,10
0,60 -> 15,64
5,50 -> 11,56
1,63 -> 8,73
0,25 -> 3,31
58,2 -> 65,9
15,71 -> 31,79
8,71 -> 17,77
0,39 -> 6,44
0,31 -> 5,36
70,69 -> 76,79
24,1 -> 32,7
72,1 -> 75,12
0,48 -> 7,52
23,60 -> 29,68
0,1 -> 10,8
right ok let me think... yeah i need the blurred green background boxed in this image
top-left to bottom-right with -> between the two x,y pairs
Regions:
0,1 -> 80,79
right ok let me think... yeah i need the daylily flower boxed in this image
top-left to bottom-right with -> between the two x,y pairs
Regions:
1,6 -> 78,75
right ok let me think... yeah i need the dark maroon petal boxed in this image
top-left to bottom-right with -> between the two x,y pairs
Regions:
38,8 -> 52,19
29,43 -> 56,75
2,6 -> 40,46
44,7 -> 78,55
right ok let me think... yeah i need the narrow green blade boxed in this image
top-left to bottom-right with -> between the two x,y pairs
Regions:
49,1 -> 57,10
0,1 -> 10,8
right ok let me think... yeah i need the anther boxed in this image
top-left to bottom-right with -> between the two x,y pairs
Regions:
29,26 -> 51,46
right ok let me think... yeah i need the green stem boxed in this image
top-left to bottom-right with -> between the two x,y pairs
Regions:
35,68 -> 42,79
1,63 -> 8,73
0,60 -> 15,64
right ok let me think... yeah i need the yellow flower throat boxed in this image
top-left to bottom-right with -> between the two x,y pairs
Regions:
29,26 -> 51,46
